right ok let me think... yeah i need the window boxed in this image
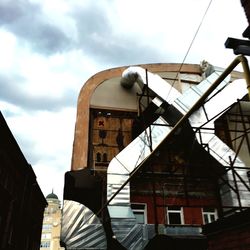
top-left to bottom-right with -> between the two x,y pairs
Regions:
41,233 -> 51,239
131,203 -> 147,224
166,206 -> 184,225
202,208 -> 217,224
42,224 -> 52,231
96,152 -> 101,162
40,241 -> 50,248
44,216 -> 51,223
103,153 -> 108,162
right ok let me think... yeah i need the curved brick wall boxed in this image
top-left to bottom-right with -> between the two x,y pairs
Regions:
71,63 -> 201,171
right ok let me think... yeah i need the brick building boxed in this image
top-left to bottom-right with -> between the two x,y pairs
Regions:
61,61 -> 250,250
0,112 -> 47,250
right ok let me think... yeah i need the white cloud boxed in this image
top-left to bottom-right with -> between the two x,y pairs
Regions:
5,107 -> 75,159
0,0 -> 249,201
33,162 -> 66,202
0,30 -> 17,70
3,106 -> 76,200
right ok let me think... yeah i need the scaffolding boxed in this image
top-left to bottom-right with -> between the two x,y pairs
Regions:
134,55 -> 250,220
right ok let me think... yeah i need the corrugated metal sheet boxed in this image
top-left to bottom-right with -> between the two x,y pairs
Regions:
61,200 -> 107,249
61,67 -> 249,249
173,74 -> 249,207
107,68 -> 249,248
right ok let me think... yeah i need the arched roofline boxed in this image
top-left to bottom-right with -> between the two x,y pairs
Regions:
71,63 -> 201,170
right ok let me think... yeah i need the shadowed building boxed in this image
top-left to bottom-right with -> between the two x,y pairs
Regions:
0,111 -> 47,250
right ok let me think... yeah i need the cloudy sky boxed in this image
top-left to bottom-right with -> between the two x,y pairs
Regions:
0,0 -> 248,201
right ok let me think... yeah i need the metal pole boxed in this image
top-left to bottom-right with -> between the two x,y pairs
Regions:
239,55 -> 250,98
238,100 -> 250,155
229,156 -> 242,211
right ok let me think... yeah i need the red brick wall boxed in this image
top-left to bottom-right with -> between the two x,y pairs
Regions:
131,195 -> 218,225
184,207 -> 203,225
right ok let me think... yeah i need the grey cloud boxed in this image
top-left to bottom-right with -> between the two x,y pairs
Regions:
71,3 -> 167,66
0,0 -> 73,54
13,20 -> 72,54
0,0 -> 171,63
0,74 -> 77,112
10,135 -> 58,166
15,136 -> 43,165
85,37 -> 168,66
0,0 -> 33,24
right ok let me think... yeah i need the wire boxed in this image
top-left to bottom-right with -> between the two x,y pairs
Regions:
168,0 -> 214,97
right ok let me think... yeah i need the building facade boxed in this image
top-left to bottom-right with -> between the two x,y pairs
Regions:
61,61 -> 250,249
40,192 -> 64,250
0,112 -> 47,250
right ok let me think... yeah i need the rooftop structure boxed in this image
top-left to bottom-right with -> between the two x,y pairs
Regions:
61,57 -> 250,250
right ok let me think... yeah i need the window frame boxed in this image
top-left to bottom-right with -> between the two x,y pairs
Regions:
202,208 -> 218,224
166,206 -> 184,225
131,203 -> 147,224
40,241 -> 50,248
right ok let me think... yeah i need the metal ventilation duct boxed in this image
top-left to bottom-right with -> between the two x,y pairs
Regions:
61,200 -> 107,249
172,75 -> 249,208
107,67 -> 249,249
121,66 -> 181,104
107,68 -> 181,249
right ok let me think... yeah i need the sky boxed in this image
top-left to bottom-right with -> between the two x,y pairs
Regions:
0,0 -> 248,202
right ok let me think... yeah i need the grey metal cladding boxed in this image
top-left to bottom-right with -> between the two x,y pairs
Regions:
61,200 -> 107,249
107,67 -> 249,249
60,67 -> 249,249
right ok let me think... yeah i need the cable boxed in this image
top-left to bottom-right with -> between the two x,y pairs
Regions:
168,0 -> 214,97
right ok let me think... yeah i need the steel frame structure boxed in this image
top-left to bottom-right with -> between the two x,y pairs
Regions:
136,55 -> 250,219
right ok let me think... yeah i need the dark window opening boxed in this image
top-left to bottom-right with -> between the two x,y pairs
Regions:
96,153 -> 101,162
103,153 -> 107,162
167,206 -> 183,225
169,213 -> 182,224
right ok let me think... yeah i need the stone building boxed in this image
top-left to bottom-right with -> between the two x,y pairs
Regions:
40,191 -> 64,250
